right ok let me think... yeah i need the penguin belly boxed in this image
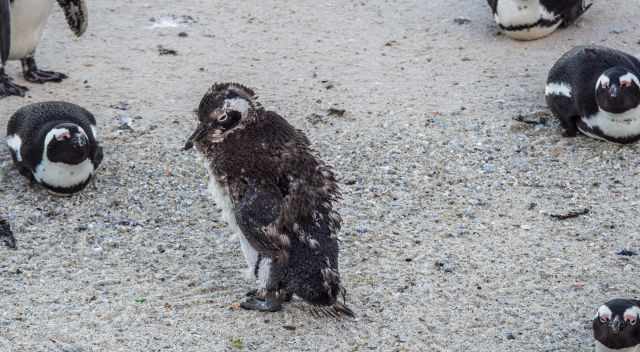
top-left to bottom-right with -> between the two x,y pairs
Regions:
496,1 -> 560,40
206,165 -> 260,280
8,0 -> 53,60
34,157 -> 94,190
578,108 -> 640,144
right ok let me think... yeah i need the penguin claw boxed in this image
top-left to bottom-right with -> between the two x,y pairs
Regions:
23,69 -> 67,84
240,296 -> 283,312
0,75 -> 28,97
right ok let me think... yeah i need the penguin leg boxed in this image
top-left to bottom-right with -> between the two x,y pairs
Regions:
21,56 -> 68,83
240,257 -> 287,312
0,66 -> 28,97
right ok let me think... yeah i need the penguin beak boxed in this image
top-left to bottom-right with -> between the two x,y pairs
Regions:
610,317 -> 623,334
183,122 -> 212,151
609,85 -> 620,98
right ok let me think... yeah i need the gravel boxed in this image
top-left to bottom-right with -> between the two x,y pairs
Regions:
1,0 -> 639,351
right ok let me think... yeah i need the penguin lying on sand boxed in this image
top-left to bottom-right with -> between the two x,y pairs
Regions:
546,46 -> 640,143
593,299 -> 640,351
487,0 -> 592,40
185,82 -> 354,317
0,0 -> 88,97
6,101 -> 102,195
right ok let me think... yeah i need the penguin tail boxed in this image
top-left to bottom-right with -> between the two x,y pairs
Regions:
306,286 -> 355,319
309,302 -> 355,319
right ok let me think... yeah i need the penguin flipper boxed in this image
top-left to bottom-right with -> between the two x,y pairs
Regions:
558,0 -> 592,27
0,0 -> 10,65
56,0 -> 88,37
486,0 -> 498,14
234,180 -> 288,260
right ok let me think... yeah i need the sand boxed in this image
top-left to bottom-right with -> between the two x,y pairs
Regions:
1,0 -> 639,351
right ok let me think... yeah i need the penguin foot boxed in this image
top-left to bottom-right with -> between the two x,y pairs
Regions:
21,57 -> 67,83
246,289 -> 292,302
0,74 -> 28,97
23,69 -> 68,84
240,296 -> 283,312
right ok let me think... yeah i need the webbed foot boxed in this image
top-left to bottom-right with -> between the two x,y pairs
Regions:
0,70 -> 28,97
21,57 -> 67,83
240,296 -> 283,312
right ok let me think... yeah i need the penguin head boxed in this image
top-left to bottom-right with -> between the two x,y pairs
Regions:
45,123 -> 90,165
184,82 -> 260,150
595,68 -> 640,114
593,299 -> 640,349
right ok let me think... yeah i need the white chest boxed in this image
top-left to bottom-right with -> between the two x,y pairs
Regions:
595,341 -> 640,352
579,107 -> 640,142
8,0 -> 54,60
34,157 -> 94,188
205,164 -> 260,278
495,0 -> 560,40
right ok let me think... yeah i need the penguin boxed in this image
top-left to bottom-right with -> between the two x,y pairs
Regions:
6,101 -> 103,195
0,216 -> 16,249
545,45 -> 640,143
0,0 -> 88,97
593,299 -> 640,351
487,0 -> 592,40
184,82 -> 354,317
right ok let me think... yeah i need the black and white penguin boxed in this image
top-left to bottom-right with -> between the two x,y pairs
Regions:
0,0 -> 87,97
593,299 -> 640,352
487,0 -> 592,40
6,101 -> 102,194
0,216 -> 16,249
546,45 -> 640,143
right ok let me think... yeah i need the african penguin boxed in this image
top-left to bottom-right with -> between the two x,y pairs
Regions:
184,82 -> 354,317
487,0 -> 592,40
593,299 -> 640,351
6,101 -> 102,195
546,45 -> 640,143
0,0 -> 88,97
0,216 -> 16,249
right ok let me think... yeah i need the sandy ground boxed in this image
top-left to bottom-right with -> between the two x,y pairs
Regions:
1,0 -> 640,351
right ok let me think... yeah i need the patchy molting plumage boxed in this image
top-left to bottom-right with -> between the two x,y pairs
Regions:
186,82 -> 352,317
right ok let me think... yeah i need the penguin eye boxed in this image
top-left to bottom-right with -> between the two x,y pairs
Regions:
600,316 -> 610,323
621,80 -> 632,88
626,316 -> 637,325
218,114 -> 228,122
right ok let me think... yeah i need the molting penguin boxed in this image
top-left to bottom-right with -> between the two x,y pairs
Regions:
6,101 -> 103,195
546,45 -> 640,143
0,216 -> 16,249
184,82 -> 354,317
487,0 -> 592,40
0,0 -> 87,97
593,299 -> 640,351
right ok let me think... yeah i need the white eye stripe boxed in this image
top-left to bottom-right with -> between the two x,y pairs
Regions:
596,75 -> 611,89
223,98 -> 250,116
596,305 -> 613,320
620,72 -> 640,87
